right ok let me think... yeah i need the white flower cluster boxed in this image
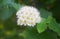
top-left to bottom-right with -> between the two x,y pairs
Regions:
16,6 -> 41,27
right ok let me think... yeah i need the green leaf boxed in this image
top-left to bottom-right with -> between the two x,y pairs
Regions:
2,0 -> 14,5
40,9 -> 52,18
12,3 -> 22,10
47,16 -> 60,36
1,5 -> 14,20
37,18 -> 47,33
20,28 -> 58,39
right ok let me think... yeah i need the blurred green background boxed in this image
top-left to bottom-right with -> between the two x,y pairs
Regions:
0,0 -> 60,39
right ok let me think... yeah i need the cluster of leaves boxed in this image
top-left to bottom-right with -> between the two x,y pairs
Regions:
0,0 -> 60,39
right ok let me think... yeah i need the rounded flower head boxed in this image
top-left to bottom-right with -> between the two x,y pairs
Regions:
16,6 -> 41,27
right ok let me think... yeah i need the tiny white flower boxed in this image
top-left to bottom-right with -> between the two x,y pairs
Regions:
16,6 -> 42,27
